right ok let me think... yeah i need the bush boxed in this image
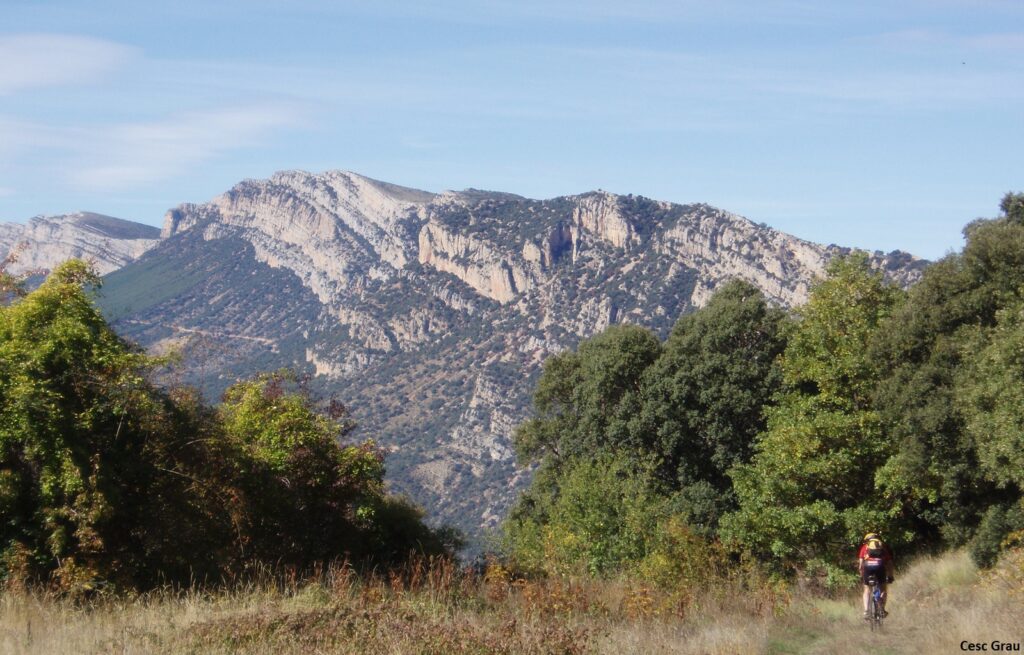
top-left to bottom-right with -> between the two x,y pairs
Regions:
504,455 -> 667,577
0,262 -> 453,593
970,502 -> 1024,568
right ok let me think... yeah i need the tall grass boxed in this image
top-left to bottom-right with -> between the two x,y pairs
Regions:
1,550 -> 1021,654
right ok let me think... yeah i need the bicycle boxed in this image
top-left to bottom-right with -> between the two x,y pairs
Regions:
866,575 -> 885,632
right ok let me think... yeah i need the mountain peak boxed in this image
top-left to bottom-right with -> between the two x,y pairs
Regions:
97,171 -> 927,539
1,211 -> 159,275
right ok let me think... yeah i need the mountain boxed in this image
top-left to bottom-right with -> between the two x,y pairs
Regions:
0,211 -> 160,276
95,170 -> 926,538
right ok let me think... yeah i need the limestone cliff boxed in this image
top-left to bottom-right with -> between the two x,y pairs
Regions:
95,170 -> 926,538
0,212 -> 159,275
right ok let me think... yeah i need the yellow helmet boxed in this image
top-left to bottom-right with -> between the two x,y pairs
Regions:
863,532 -> 879,542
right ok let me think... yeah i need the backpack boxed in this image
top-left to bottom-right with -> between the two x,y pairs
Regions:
866,538 -> 885,558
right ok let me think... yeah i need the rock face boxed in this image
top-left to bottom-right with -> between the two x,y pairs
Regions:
97,170 -> 927,540
0,212 -> 160,276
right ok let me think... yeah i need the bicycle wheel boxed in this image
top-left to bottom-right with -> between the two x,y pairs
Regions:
871,586 -> 884,632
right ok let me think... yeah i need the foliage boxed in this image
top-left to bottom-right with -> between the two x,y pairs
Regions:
0,262 -> 451,593
504,454 -> 667,576
218,372 -> 457,568
1001,191 -> 1024,224
871,197 -> 1024,547
505,192 -> 1024,582
969,502 -> 1024,568
219,372 -> 377,567
721,254 -> 903,581
513,324 -> 661,470
0,261 -> 232,590
507,282 -> 788,576
634,514 -> 728,589
631,279 -> 788,529
957,301 -> 1024,490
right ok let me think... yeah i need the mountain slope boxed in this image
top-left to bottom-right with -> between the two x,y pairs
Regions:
98,170 -> 926,537
0,211 -> 160,276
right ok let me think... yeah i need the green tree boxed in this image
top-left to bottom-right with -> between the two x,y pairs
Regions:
632,280 -> 788,531
721,255 -> 903,581
513,323 -> 661,470
1001,191 -> 1024,224
0,261 -> 231,590
957,301 -> 1024,490
503,454 -> 666,576
218,372 -> 437,567
508,324 -> 661,567
871,195 -> 1024,546
0,262 -> 454,592
956,295 -> 1024,566
507,284 -> 788,574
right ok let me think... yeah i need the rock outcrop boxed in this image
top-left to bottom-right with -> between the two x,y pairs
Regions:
0,212 -> 160,275
94,170 -> 927,539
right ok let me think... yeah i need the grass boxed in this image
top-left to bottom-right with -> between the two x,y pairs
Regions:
1,550 -> 1022,654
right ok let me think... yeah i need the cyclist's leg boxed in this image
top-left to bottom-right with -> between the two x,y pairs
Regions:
879,581 -> 888,611
863,584 -> 871,615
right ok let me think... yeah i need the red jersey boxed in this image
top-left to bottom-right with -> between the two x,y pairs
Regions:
859,542 -> 893,563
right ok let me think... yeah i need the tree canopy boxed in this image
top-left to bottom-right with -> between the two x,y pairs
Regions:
0,262 -> 453,593
506,281 -> 788,575
720,255 -> 903,581
506,194 -> 1024,584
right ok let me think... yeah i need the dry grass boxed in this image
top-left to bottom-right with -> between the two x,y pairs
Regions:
765,549 -> 1024,655
1,550 -> 1021,654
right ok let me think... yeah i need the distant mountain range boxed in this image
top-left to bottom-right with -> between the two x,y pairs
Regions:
0,171 -> 927,538
0,211 -> 159,276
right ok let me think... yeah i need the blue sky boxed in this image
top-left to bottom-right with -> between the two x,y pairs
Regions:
1,1 -> 1021,259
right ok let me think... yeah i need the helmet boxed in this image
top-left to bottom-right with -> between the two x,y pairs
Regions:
863,532 -> 879,542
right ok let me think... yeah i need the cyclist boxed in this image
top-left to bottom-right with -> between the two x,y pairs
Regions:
858,532 -> 894,620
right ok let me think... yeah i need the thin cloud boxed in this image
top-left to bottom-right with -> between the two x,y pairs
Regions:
860,28 -> 1024,53
299,0 -> 833,26
550,43 -> 1024,110
0,33 -> 135,95
69,106 -> 301,190
963,32 -> 1024,50
757,68 -> 1024,107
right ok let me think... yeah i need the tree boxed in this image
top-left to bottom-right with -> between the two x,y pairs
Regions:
503,454 -> 666,576
958,305 -> 1024,566
871,195 -> 1024,546
507,284 -> 788,573
957,301 -> 1024,490
721,255 -> 903,582
0,261 -> 454,592
1001,192 -> 1024,224
0,261 -> 231,590
513,323 -> 661,470
218,372 -> 451,567
631,280 -> 788,531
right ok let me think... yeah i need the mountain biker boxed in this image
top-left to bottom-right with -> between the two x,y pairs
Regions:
858,532 -> 895,620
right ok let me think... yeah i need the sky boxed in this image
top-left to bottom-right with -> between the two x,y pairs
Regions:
1,0 -> 1022,260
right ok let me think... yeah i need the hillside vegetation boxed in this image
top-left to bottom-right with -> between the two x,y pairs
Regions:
505,193 -> 1024,584
1,194 -> 1023,653
0,261 -> 454,594
98,170 -> 926,540
2,549 -> 1022,654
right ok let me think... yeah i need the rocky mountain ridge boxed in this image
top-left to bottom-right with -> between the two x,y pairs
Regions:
0,211 -> 160,276
76,170 -> 926,538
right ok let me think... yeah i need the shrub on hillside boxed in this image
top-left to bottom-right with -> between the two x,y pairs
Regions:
0,262 -> 452,593
970,503 -> 1024,568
